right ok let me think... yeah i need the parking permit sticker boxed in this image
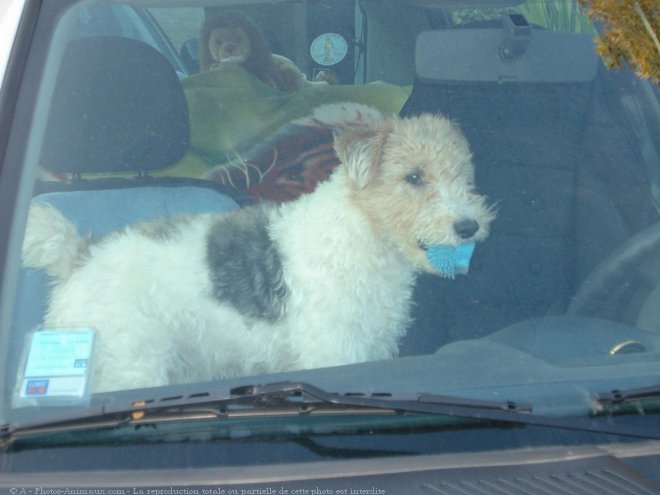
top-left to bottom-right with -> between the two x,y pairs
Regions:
14,328 -> 95,406
310,33 -> 348,66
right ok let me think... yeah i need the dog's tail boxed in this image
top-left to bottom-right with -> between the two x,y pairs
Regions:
21,203 -> 89,279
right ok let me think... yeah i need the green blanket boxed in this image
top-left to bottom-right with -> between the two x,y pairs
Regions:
158,65 -> 411,177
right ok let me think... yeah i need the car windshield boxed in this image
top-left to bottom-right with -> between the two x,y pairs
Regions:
1,0 -> 660,475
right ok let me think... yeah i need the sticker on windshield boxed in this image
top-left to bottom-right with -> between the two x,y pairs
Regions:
310,33 -> 348,66
13,328 -> 95,407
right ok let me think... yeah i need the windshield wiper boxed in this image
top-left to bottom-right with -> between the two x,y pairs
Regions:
230,381 -> 533,412
232,383 -> 660,440
1,381 -> 530,445
2,381 -> 660,449
593,383 -> 660,414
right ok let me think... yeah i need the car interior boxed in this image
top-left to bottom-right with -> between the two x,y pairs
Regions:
9,0 -> 659,389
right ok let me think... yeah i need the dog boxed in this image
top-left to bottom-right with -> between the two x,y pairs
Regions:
22,105 -> 494,393
199,12 -> 319,91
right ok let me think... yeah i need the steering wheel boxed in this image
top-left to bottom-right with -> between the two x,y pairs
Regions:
568,221 -> 660,327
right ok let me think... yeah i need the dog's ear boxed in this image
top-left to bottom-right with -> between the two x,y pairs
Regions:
333,124 -> 391,189
296,103 -> 390,188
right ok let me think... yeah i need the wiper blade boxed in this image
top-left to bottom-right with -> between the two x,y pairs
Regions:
230,381 -> 533,414
3,381 -> 660,447
0,381 -> 530,446
238,383 -> 659,440
595,383 -> 660,404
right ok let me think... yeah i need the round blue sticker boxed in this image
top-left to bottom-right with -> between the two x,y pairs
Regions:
310,33 -> 348,66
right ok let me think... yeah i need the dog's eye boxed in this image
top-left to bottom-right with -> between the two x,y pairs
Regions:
405,172 -> 424,186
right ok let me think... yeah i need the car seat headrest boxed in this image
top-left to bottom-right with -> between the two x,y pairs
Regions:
40,36 -> 189,175
416,25 -> 598,84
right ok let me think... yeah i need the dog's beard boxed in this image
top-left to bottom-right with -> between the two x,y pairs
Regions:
219,54 -> 248,64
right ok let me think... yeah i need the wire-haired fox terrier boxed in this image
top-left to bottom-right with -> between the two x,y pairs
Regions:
22,104 -> 494,393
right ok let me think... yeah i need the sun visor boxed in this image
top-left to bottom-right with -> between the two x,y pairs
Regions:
416,23 -> 599,84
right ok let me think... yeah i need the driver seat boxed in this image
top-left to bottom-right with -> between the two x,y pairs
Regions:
398,20 -> 628,353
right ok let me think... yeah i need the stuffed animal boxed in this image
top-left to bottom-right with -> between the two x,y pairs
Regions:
199,12 -> 313,92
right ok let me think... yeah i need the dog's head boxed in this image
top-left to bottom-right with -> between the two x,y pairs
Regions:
333,111 -> 495,275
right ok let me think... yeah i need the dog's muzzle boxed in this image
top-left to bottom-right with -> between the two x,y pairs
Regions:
453,218 -> 480,239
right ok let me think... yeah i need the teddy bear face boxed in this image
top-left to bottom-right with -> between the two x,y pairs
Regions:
208,25 -> 251,64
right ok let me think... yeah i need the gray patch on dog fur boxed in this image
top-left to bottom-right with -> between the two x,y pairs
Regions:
206,205 -> 288,322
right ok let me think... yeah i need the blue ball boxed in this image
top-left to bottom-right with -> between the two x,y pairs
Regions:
426,242 -> 476,278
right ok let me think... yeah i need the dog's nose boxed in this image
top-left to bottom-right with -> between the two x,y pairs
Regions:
454,219 -> 479,239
